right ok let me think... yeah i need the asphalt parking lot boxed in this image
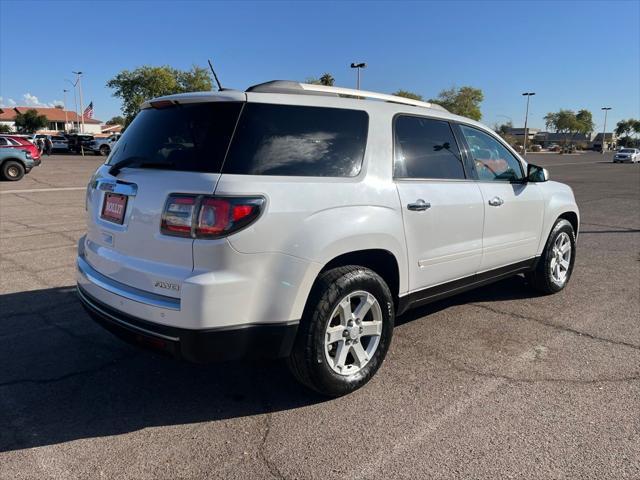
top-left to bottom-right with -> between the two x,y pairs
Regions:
0,151 -> 638,479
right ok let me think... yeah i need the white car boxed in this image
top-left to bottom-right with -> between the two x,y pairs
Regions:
51,135 -> 69,151
89,134 -> 120,156
77,81 -> 580,396
613,148 -> 640,163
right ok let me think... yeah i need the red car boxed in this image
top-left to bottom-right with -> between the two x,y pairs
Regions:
0,135 -> 41,160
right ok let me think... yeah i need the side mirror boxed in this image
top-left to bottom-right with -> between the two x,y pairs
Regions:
527,163 -> 549,182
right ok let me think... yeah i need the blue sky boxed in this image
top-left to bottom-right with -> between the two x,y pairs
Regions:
1,0 -> 638,132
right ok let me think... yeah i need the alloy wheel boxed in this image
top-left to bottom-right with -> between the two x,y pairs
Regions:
324,290 -> 383,375
550,232 -> 571,284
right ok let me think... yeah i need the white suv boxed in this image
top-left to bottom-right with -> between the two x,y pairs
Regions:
77,81 -> 579,396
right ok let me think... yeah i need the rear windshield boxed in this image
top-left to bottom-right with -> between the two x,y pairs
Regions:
107,102 -> 242,173
223,103 -> 368,177
107,102 -> 368,177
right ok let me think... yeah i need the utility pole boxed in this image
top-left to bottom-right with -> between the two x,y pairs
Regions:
522,92 -> 535,156
65,78 -> 79,132
601,107 -> 611,154
63,89 -> 69,132
350,62 -> 366,90
73,71 -> 84,133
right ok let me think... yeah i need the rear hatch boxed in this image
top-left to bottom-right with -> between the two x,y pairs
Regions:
83,94 -> 244,296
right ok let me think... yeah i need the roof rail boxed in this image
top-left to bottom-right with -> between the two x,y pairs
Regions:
246,81 -> 448,112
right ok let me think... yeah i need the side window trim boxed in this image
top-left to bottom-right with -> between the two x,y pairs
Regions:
392,113 -> 469,181
455,122 -> 526,182
450,123 -> 478,180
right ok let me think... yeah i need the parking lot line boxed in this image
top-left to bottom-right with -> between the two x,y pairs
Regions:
0,187 -> 86,195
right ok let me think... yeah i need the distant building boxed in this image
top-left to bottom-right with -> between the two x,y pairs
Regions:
506,127 -> 540,141
590,132 -> 617,150
534,131 -> 592,147
101,124 -> 123,135
0,106 -> 102,134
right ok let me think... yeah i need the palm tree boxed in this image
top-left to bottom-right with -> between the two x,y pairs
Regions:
319,73 -> 335,86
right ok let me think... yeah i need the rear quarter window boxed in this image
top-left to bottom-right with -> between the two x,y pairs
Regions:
222,103 -> 369,177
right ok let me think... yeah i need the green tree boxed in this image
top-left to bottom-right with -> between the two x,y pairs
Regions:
494,120 -> 513,138
544,109 -> 594,148
615,119 -> 632,137
14,109 -> 48,133
106,116 -> 125,126
0,124 -> 12,133
106,65 -> 213,125
306,73 -> 335,86
575,109 -> 594,135
616,119 -> 640,147
392,90 -> 423,101
428,86 -> 484,120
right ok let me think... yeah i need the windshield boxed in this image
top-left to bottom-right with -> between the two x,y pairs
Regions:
620,149 -> 636,153
107,102 -> 243,173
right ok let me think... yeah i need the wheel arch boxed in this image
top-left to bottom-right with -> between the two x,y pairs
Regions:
289,245 -> 406,323
320,249 -> 401,306
1,157 -> 26,171
558,211 -> 579,237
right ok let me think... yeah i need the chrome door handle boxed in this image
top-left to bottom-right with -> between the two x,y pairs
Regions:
488,196 -> 504,207
407,199 -> 431,211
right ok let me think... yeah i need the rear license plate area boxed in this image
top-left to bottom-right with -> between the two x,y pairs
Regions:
101,193 -> 128,224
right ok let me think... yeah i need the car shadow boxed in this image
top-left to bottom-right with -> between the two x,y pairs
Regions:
0,286 -> 329,452
396,274 -> 541,326
1,276 -> 540,452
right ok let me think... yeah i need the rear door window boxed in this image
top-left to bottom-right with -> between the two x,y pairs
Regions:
223,103 -> 368,177
394,115 -> 466,179
107,102 -> 242,173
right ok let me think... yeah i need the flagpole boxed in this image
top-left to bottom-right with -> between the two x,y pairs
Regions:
73,71 -> 84,134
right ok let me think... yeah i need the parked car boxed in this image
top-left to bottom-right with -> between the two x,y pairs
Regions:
66,134 -> 95,153
0,148 -> 40,181
77,81 -> 580,396
51,135 -> 69,152
0,134 -> 41,160
88,134 -> 120,156
613,148 -> 640,163
547,144 -> 560,152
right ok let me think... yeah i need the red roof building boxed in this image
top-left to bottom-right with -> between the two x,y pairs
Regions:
0,106 -> 102,133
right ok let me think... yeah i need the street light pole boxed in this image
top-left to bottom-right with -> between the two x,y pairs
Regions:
65,78 -> 79,132
73,71 -> 84,134
601,107 -> 611,154
522,92 -> 535,156
63,89 -> 69,132
350,62 -> 366,90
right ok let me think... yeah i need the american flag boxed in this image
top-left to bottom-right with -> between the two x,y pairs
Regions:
83,101 -> 94,119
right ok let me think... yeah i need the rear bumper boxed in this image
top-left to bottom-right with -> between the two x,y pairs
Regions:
77,286 -> 298,362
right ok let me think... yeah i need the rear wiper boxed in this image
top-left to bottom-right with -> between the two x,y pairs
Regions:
108,157 -> 175,176
108,156 -> 145,176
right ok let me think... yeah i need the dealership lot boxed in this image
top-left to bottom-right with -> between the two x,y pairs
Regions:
0,152 -> 638,479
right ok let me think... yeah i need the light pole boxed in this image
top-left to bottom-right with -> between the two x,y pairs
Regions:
601,107 -> 611,154
63,89 -> 69,132
65,78 -> 79,132
350,62 -> 366,90
72,71 -> 84,133
522,92 -> 535,156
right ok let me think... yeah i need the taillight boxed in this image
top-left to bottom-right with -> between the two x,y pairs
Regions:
161,194 -> 264,239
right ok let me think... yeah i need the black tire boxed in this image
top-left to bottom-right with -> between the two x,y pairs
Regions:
1,160 -> 25,181
99,145 -> 110,156
287,265 -> 394,397
526,219 -> 576,294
